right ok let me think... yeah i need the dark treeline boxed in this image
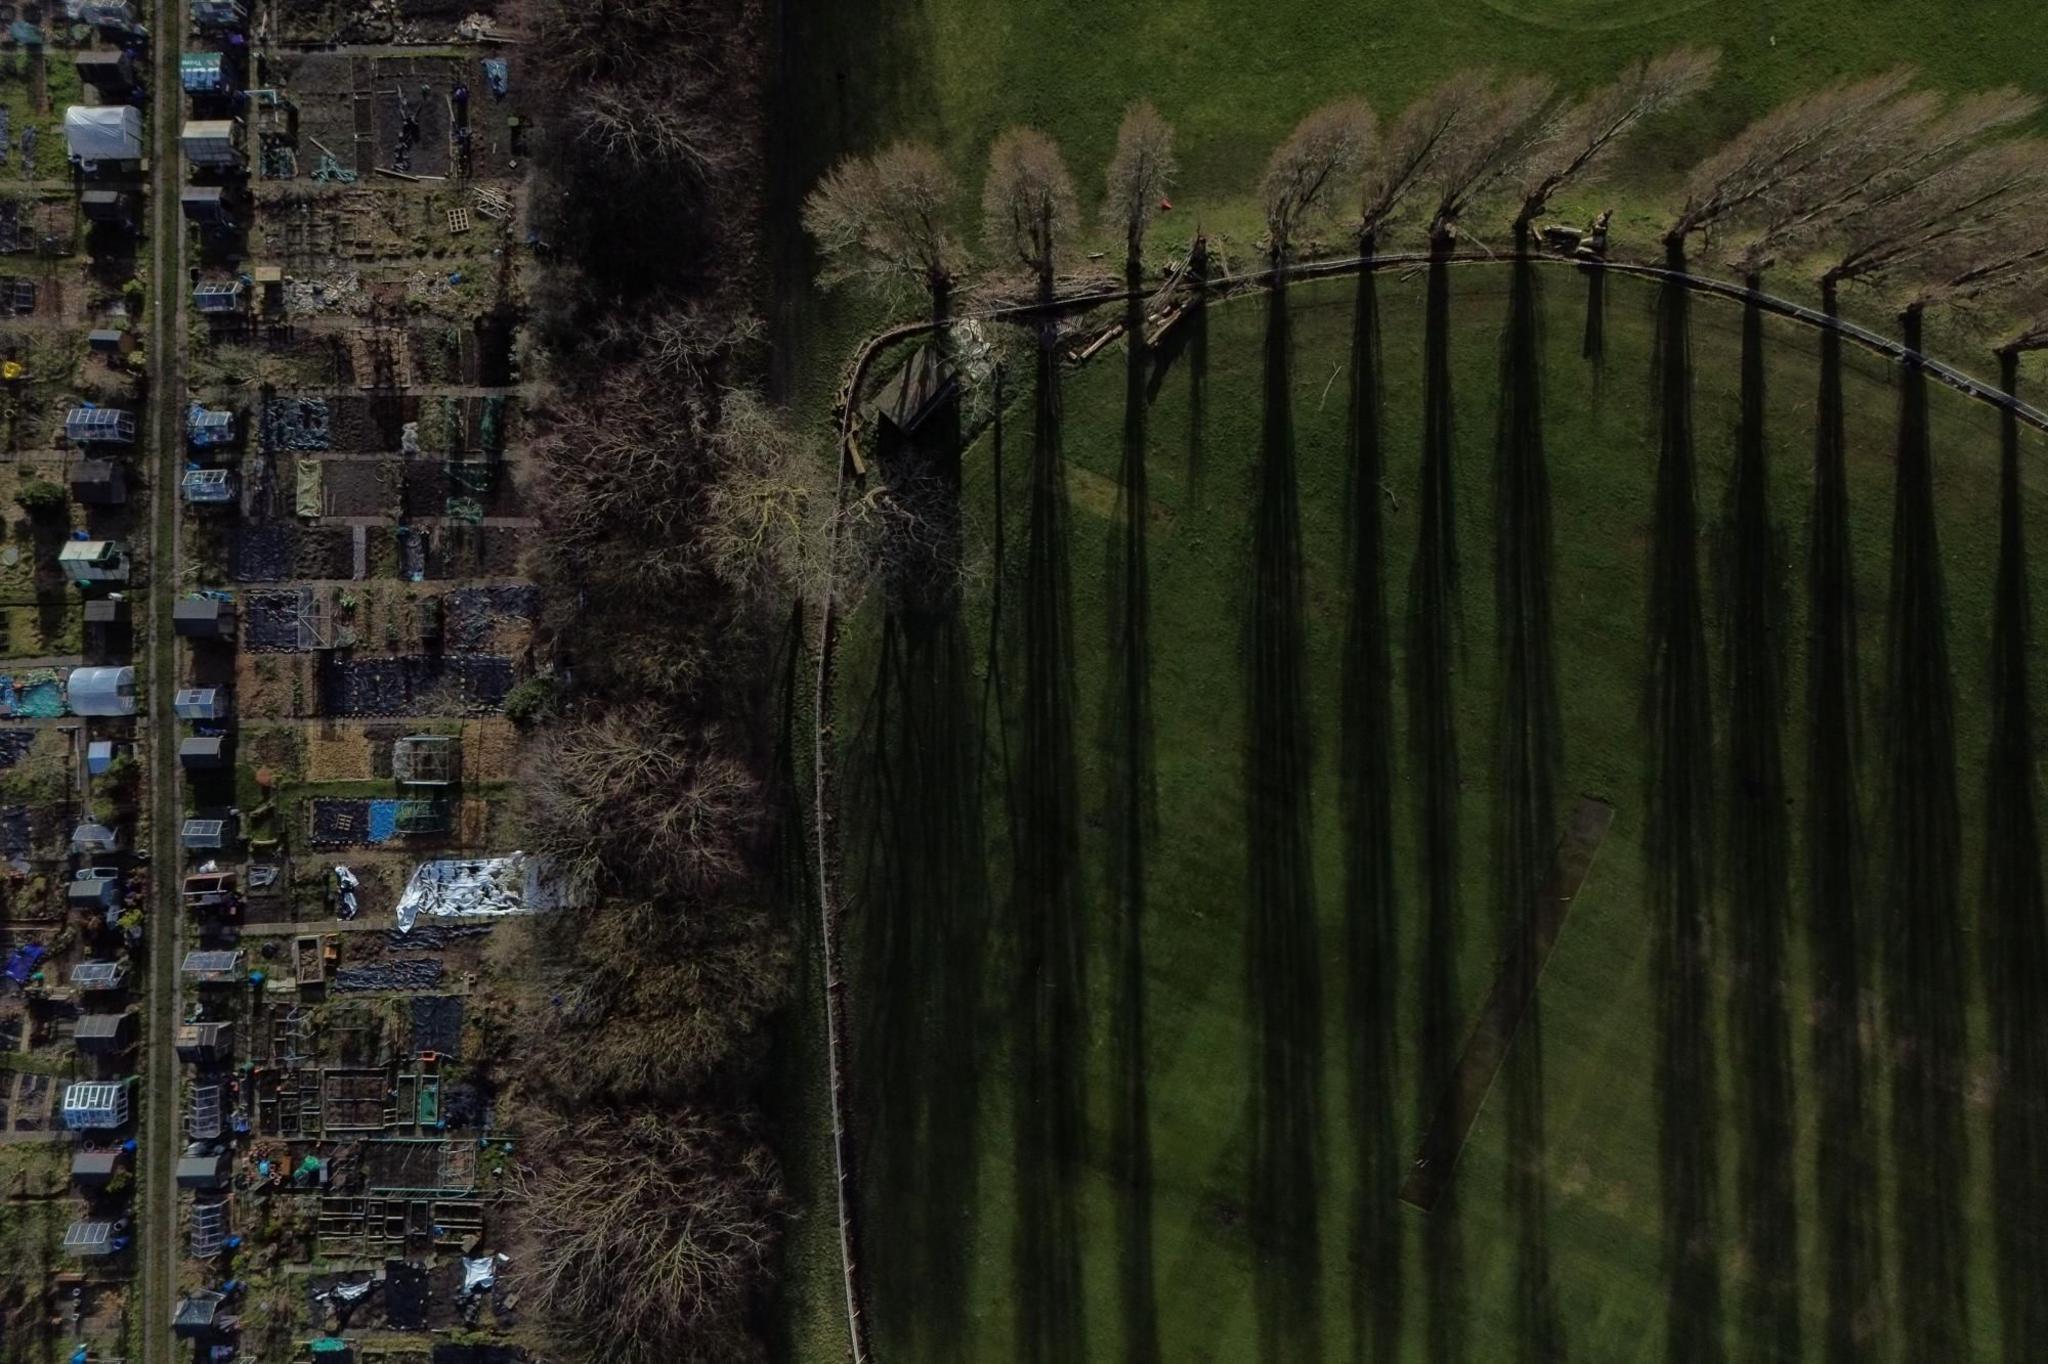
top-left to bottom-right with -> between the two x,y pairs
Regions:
505,0 -> 799,1361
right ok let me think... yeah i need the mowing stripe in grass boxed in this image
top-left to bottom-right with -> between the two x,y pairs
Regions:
1399,794 -> 1614,1215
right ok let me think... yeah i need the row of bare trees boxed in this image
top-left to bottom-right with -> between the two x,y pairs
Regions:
805,52 -> 2048,356
505,2 -> 817,1361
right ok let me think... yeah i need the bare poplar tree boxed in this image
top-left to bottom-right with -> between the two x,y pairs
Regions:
1733,85 -> 2037,273
1821,138 -> 2048,292
1103,101 -> 1178,269
1356,80 -> 1465,249
1424,73 -> 1555,246
982,127 -> 1080,298
1514,48 -> 1720,228
803,142 -> 966,311
1667,68 -> 1917,250
1261,97 -> 1376,260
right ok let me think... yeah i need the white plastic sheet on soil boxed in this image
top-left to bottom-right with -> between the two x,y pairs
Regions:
393,852 -> 563,932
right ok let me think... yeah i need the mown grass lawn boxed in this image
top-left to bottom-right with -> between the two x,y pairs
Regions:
769,5 -> 2048,1361
810,261 -> 2048,1362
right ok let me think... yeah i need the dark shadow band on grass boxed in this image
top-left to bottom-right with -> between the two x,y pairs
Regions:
1804,281 -> 1882,1364
1341,243 -> 1402,1364
1246,276 -> 1326,1364
1714,281 -> 1800,1363
1881,305 -> 1967,1363
840,409 -> 991,1358
1647,248 -> 1722,1364
1106,264 -> 1162,1364
1492,242 -> 1566,1364
1985,352 -> 2048,1364
1400,797 -> 1612,1214
1408,240 -> 1466,1364
1011,324 -> 1088,1364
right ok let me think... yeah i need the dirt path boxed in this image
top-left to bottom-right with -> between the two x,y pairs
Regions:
140,1 -> 189,1356
1399,797 -> 1614,1213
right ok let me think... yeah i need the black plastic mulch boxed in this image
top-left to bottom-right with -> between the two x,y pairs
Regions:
334,959 -> 444,993
0,730 -> 35,770
245,589 -> 315,652
310,798 -> 373,846
409,995 -> 463,1058
385,1260 -> 430,1329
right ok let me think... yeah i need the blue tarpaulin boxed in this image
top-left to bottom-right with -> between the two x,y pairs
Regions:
4,943 -> 45,984
481,58 -> 507,98
367,800 -> 399,843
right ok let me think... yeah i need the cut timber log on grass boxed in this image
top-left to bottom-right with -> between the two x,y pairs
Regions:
1071,322 -> 1126,364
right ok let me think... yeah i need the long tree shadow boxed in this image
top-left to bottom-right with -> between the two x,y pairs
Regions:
1011,319 -> 1088,1364
1247,277 -> 1325,1364
1340,247 -> 1402,1364
1985,352 -> 2048,1364
1714,282 -> 1800,1363
841,411 -> 990,1359
1493,240 -> 1564,1364
1408,241 -> 1467,1364
1881,306 -> 1967,1362
1647,249 -> 1721,1364
1804,280 -> 1882,1364
1105,266 -> 1162,1364
1150,238 -> 1210,506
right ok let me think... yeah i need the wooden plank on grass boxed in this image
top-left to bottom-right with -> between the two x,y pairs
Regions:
1399,794 -> 1615,1212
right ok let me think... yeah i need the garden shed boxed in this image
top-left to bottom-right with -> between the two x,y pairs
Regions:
75,50 -> 135,90
70,458 -> 127,505
68,874 -> 118,910
866,343 -> 959,436
64,106 -> 144,163
71,1149 -> 120,1185
59,539 -> 129,585
74,1012 -> 132,1053
183,870 -> 235,909
175,1020 -> 232,1061
173,1290 -> 226,1336
174,595 -> 235,639
181,188 -> 235,227
70,666 -> 136,715
187,403 -> 234,447
179,50 -> 228,95
175,687 -> 227,721
177,1152 -> 229,1189
181,118 -> 245,168
180,735 -> 227,770
62,1078 -> 132,1129
193,279 -> 243,312
80,190 -> 136,227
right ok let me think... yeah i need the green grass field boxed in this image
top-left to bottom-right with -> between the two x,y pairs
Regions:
803,266 -> 2048,1362
768,7 -> 2048,1362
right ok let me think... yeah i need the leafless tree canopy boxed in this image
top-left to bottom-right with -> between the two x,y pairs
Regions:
1357,82 -> 1466,243
1424,73 -> 1555,242
515,1108 -> 786,1364
700,390 -> 835,600
1668,68 -> 1917,247
1262,97 -> 1376,256
1103,101 -> 1179,264
522,707 -> 763,900
1825,138 -> 2048,289
516,899 -> 793,1106
1514,48 -> 1719,226
982,127 -> 1081,287
804,142 -> 966,303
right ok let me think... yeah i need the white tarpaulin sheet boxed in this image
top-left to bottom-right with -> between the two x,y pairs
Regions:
64,106 -> 143,162
395,852 -> 559,932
